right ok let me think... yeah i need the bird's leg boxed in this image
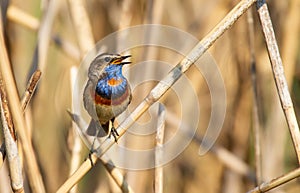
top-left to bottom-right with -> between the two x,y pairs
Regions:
88,126 -> 100,167
108,117 -> 119,142
87,138 -> 98,166
90,129 -> 99,153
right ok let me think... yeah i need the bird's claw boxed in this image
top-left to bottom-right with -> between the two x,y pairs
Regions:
108,127 -> 119,143
87,151 -> 95,166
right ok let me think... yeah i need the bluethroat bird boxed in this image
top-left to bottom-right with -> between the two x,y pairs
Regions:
83,53 -> 132,142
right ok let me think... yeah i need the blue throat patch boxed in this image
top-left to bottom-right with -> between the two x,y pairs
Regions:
95,65 -> 127,99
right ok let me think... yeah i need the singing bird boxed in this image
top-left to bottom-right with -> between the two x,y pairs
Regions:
83,53 -> 132,142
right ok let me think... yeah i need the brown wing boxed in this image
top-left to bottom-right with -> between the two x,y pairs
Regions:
83,79 -> 98,120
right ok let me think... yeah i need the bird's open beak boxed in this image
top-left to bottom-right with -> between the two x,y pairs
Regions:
111,55 -> 131,65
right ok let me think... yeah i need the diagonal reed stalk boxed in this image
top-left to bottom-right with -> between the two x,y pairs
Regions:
256,0 -> 300,164
7,5 -> 39,30
247,167 -> 300,193
56,0 -> 258,192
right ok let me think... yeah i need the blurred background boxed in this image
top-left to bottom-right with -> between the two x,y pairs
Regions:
0,0 -> 300,192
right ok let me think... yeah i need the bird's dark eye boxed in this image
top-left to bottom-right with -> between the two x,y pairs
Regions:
104,57 -> 110,62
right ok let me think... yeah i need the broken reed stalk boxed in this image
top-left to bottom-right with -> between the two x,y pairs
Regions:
247,167 -> 300,193
56,0 -> 257,192
21,70 -> 41,111
0,80 -> 23,192
154,104 -> 166,193
256,0 -> 300,164
0,11 -> 46,193
0,101 -> 23,192
0,70 -> 42,169
247,9 -> 263,184
0,78 -> 16,141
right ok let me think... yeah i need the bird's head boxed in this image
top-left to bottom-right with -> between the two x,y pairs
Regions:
88,53 -> 131,81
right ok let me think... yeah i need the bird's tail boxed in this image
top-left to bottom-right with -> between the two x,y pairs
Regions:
86,119 -> 108,137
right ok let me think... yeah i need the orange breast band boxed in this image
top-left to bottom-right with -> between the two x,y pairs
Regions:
107,78 -> 123,86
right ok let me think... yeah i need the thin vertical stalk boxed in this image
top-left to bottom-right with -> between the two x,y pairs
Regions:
247,8 -> 262,184
281,0 -> 300,85
256,0 -> 300,164
37,0 -> 61,73
67,0 -> 95,55
68,67 -> 81,193
154,104 -> 166,193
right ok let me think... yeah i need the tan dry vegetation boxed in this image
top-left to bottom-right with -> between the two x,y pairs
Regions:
0,0 -> 300,193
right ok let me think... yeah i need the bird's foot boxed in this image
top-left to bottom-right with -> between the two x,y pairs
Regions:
108,127 -> 119,143
86,138 -> 97,166
87,152 -> 95,166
